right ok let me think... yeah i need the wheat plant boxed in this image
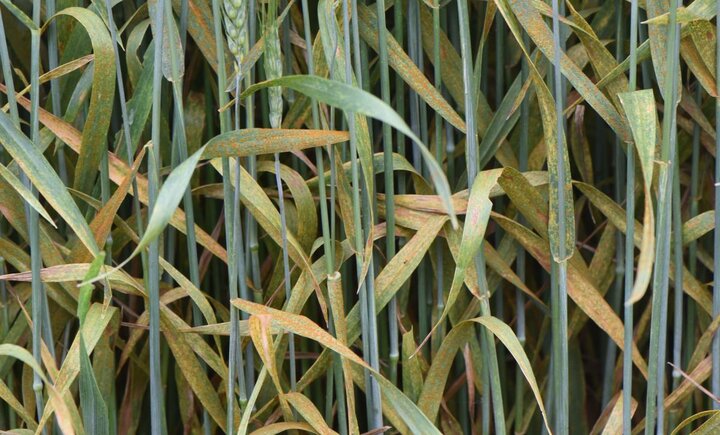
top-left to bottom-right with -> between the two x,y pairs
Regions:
0,0 -> 719,434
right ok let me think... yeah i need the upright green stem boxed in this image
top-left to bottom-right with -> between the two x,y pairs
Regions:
667,18 -> 684,430
638,10 -> 653,90
210,0 -> 242,426
0,8 -> 18,429
343,0 -> 382,427
163,8 -> 209,426
263,0 -> 296,395
407,0 -> 430,360
223,156 -> 241,429
274,151 -> 297,391
180,8 -> 217,429
393,0 -> 405,197
624,0 -> 639,433
604,0 -> 625,408
550,0 -> 569,433
243,0 -> 258,395
301,2 -> 347,430
492,12 -> 507,405
148,0 -> 167,432
362,13 -> 384,430
515,28 -> 530,434
0,14 -> 18,138
46,0 -> 67,185
223,0 -> 252,421
165,0 -> 201,317
684,84 -> 701,423
376,0 -> 398,384
407,0 -> 421,175
29,0 -> 50,428
495,16 -> 505,108
232,148 -> 249,413
670,143 -> 683,431
458,1 -> 505,433
713,0 -> 720,410
103,0 -> 146,257
646,0 -> 679,431
432,0 -> 445,359
105,3 -> 152,426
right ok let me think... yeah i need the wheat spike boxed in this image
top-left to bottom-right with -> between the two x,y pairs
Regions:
222,0 -> 248,68
263,0 -> 282,129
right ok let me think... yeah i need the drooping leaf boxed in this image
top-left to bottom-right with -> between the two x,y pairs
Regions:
494,0 -> 576,262
55,8 -> 116,196
576,181 -> 713,313
505,0 -> 631,141
87,145 -> 207,281
0,110 -> 99,255
417,316 -> 551,433
241,75 -> 458,228
618,90 -> 657,305
0,162 -> 55,227
232,299 -> 443,435
492,213 -> 649,377
356,2 -> 466,133
421,169 -> 502,350
160,311 -> 227,430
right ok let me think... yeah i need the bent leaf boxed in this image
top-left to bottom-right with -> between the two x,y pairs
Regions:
232,299 -> 443,435
0,110 -> 99,254
618,90 -> 657,305
241,75 -> 458,228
